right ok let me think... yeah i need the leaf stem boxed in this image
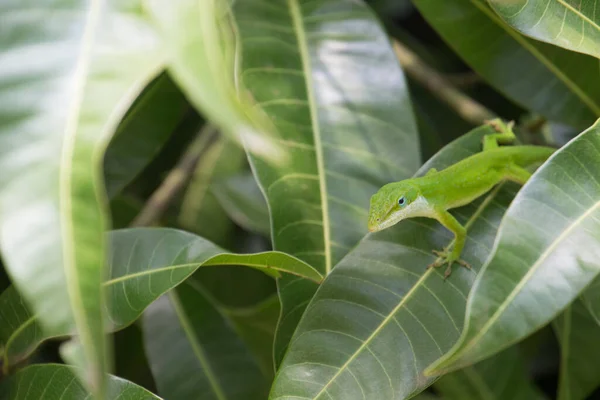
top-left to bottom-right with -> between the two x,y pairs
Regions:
130,124 -> 218,227
392,39 -> 496,126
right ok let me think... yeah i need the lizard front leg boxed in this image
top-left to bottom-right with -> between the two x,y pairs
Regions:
483,119 -> 516,150
427,209 -> 471,279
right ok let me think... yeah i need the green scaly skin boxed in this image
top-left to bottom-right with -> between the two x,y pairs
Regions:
367,119 -> 555,279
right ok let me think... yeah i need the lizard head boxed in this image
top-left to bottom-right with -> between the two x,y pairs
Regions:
368,181 -> 425,232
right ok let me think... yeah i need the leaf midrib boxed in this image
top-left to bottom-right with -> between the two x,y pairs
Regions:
58,0 -> 103,388
288,0 -> 332,274
169,290 -> 227,400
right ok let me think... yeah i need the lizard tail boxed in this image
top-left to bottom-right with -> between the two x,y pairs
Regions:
513,146 -> 556,168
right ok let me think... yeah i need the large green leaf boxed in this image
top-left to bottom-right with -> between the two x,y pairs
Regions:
553,299 -> 600,400
269,124 -> 522,399
143,280 -> 268,400
233,0 -> 420,365
412,0 -> 600,129
489,0 -> 600,60
427,119 -> 600,375
0,1 -> 165,396
0,228 -> 321,370
104,72 -> 189,199
145,0 -> 286,164
0,364 -> 160,400
433,346 -> 546,400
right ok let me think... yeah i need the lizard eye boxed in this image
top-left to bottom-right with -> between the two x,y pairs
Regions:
398,196 -> 406,206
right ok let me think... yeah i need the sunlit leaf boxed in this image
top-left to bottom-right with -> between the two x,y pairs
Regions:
489,0 -> 600,60
233,0 -> 420,365
269,124 -> 523,399
145,0 -> 286,164
0,1 -> 165,395
427,119 -> 600,376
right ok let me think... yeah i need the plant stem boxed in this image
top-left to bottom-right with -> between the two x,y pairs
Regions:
130,124 -> 218,227
392,39 -> 496,126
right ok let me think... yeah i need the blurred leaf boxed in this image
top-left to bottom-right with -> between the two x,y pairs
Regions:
433,346 -> 546,400
212,172 -> 271,236
427,119 -> 600,375
0,1 -> 166,395
233,0 -> 420,365
109,194 -> 144,229
223,294 -> 281,378
0,228 -> 321,370
412,0 -> 600,129
0,364 -> 160,400
145,0 -> 286,164
407,78 -> 475,160
143,280 -> 268,400
269,124 -> 521,399
113,323 -> 156,394
553,300 -> 600,400
489,0 -> 600,60
104,72 -> 189,199
178,136 -> 247,248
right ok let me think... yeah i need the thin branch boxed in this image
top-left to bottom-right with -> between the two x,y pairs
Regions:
130,124 -> 218,227
392,39 -> 496,126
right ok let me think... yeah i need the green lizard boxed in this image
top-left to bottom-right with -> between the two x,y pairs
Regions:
367,119 -> 555,278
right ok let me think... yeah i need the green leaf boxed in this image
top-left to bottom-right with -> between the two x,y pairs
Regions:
212,172 -> 271,236
0,1 -> 165,396
553,300 -> 600,400
489,0 -> 600,60
143,280 -> 269,400
233,0 -> 420,365
0,364 -> 160,400
269,124 -> 520,399
581,276 -> 600,324
223,294 -> 281,378
104,72 -> 189,199
427,119 -> 600,376
178,136 -> 247,248
0,228 -> 321,370
145,0 -> 286,164
433,346 -> 546,400
411,0 -> 600,129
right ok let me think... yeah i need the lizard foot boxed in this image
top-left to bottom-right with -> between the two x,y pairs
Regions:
427,249 -> 471,279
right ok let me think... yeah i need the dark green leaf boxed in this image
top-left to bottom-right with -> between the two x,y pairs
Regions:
178,136 -> 247,248
143,280 -> 268,400
412,0 -> 600,129
553,300 -> 600,400
104,72 -> 189,199
0,364 -> 160,400
212,172 -> 271,237
433,346 -> 546,400
428,119 -> 600,376
269,124 -> 520,399
223,294 -> 281,378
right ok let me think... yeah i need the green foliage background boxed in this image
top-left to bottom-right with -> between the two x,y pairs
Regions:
1,0 -> 599,399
